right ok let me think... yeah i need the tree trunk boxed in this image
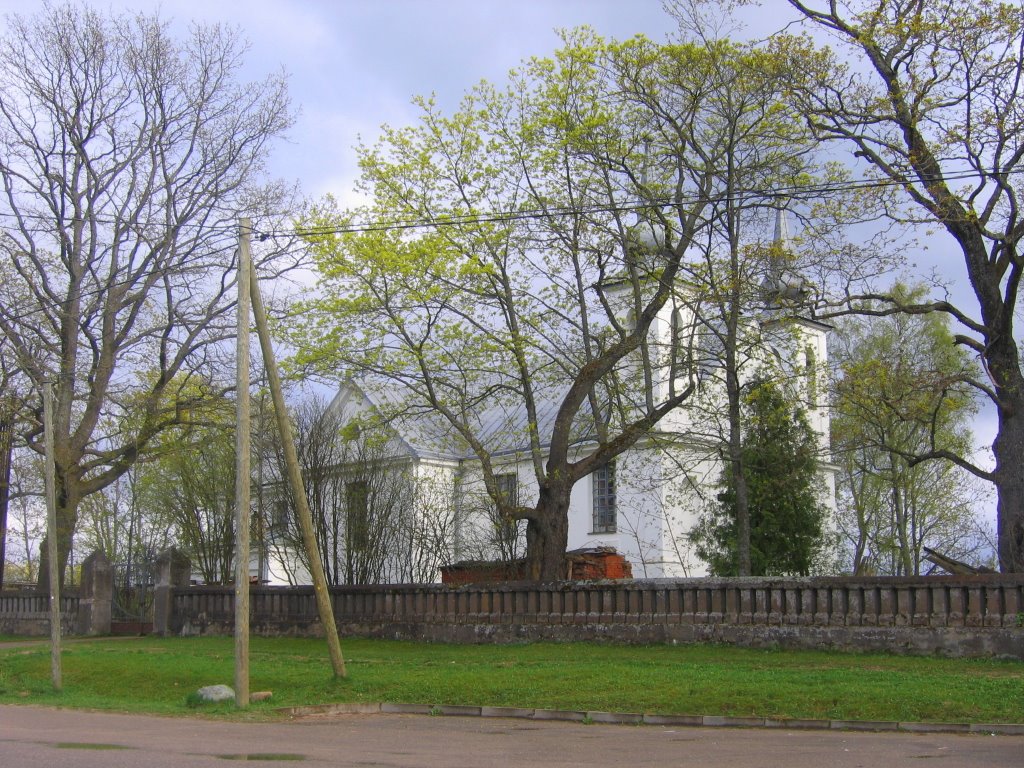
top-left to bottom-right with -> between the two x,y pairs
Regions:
979,278 -> 1024,573
889,459 -> 912,576
993,371 -> 1024,573
36,487 -> 80,590
0,408 -> 12,590
784,0 -> 1024,575
525,487 -> 570,581
727,379 -> 750,576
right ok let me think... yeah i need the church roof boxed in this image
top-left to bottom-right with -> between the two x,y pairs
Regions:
342,378 -> 589,462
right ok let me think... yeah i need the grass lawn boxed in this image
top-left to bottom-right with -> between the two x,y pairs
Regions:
0,635 -> 1021,724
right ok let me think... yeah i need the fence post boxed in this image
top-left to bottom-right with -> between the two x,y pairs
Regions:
76,550 -> 112,635
153,547 -> 192,636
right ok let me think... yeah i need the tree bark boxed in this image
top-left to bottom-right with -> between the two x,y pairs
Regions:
525,486 -> 571,581
992,359 -> 1024,572
36,484 -> 80,591
785,0 -> 1024,573
956,232 -> 1024,573
726,369 -> 751,576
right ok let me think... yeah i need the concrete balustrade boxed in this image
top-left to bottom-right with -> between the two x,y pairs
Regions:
161,574 -> 1024,658
4,551 -> 1020,658
0,550 -> 111,636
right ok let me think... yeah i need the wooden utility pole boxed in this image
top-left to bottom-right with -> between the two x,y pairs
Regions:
234,219 -> 253,707
249,266 -> 346,678
42,383 -> 62,691
0,396 -> 13,591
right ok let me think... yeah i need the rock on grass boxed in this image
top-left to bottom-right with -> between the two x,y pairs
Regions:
189,684 -> 235,705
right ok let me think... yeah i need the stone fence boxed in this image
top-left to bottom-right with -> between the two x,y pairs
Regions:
4,548 -> 1022,659
0,550 -> 112,636
0,591 -> 79,635
158,553 -> 1024,659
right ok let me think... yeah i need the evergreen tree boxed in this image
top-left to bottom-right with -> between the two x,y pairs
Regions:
692,379 -> 828,576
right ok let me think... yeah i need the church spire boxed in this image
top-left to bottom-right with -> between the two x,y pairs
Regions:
763,205 -> 810,304
773,206 -> 792,252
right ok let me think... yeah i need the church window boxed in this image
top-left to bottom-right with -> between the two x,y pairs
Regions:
592,462 -> 617,534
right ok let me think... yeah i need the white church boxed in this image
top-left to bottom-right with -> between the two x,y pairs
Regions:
264,212 -> 835,584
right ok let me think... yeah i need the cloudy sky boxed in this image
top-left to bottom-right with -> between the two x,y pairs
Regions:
0,1 -> 1001,471
0,1 -> 802,201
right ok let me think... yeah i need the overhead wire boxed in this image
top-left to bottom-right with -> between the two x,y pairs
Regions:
0,163 -> 1019,328
256,165 -> 1024,240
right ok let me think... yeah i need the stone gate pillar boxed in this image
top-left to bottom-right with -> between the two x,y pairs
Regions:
153,547 -> 191,636
75,549 -> 113,635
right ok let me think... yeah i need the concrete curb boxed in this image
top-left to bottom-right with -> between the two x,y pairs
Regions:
277,701 -> 1024,736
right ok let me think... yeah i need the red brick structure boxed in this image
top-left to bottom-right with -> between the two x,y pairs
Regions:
440,547 -> 632,586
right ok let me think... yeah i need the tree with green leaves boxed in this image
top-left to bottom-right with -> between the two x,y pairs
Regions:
691,378 -> 829,576
0,3 -> 295,586
781,0 -> 1024,572
135,393 -> 238,584
650,3 -> 826,577
292,25 -> 842,580
831,284 -> 988,574
76,464 -> 172,571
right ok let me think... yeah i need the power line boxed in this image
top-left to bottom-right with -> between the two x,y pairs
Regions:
0,163 -> 1020,328
0,223 -> 307,327
256,165 -> 1024,240
0,243 -> 241,327
0,207 -> 244,237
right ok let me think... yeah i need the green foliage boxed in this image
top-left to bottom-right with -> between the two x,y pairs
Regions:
135,389 -> 238,584
692,379 -> 828,576
831,284 -> 985,575
287,20 -> 832,579
781,0 -> 1024,572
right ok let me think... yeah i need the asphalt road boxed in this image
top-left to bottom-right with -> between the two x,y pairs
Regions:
0,705 -> 1020,767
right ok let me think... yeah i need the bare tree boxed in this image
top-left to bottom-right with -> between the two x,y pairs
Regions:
0,3 -> 295,585
783,0 -> 1024,572
0,394 -> 13,589
280,396 -> 348,584
457,478 -> 527,565
0,338 -> 28,589
397,471 -> 459,583
0,450 -> 45,584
